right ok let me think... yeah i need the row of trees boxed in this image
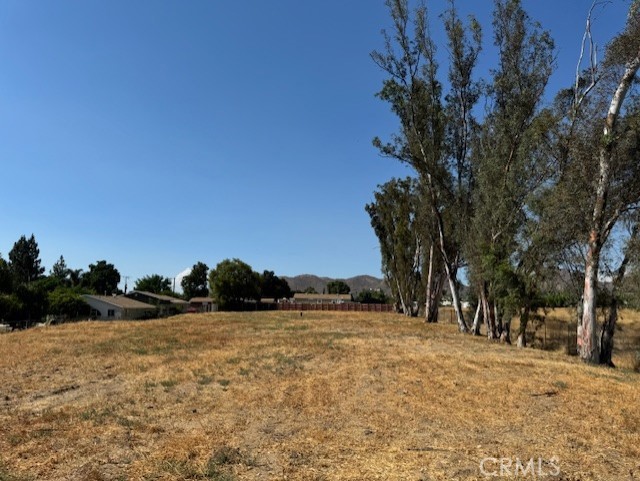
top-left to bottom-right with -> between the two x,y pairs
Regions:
297,279 -> 390,303
368,0 -> 640,365
0,238 -> 299,323
207,260 -> 390,307
0,235 -> 122,324
0,235 -> 387,322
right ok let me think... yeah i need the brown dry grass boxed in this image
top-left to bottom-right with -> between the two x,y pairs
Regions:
0,311 -> 639,481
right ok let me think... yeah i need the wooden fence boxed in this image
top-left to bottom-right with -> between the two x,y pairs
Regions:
438,307 -> 579,354
277,302 -> 394,313
525,319 -> 578,354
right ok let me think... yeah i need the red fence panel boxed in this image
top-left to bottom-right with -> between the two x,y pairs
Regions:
277,302 -> 393,313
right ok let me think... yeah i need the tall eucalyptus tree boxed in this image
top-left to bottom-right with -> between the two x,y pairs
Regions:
573,4 -> 640,363
371,0 -> 482,332
466,0 -> 555,340
366,177 -> 424,316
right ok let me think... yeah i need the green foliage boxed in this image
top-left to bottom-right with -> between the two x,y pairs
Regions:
464,0 -> 556,325
48,287 -> 89,319
14,282 -> 49,324
50,255 -> 71,285
0,256 -> 12,294
0,294 -> 23,322
82,260 -> 121,295
208,259 -> 260,310
259,270 -> 291,300
0,267 -> 69,323
68,269 -> 83,288
371,0 -> 484,325
536,292 -> 573,309
326,280 -> 351,295
181,262 -> 209,300
8,234 -> 45,285
355,290 -> 389,304
134,274 -> 172,294
366,178 -> 423,315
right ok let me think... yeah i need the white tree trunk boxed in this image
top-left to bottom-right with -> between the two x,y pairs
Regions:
444,261 -> 468,333
579,248 -> 600,362
425,244 -> 435,322
396,278 -> 410,317
471,301 -> 482,336
579,43 -> 640,363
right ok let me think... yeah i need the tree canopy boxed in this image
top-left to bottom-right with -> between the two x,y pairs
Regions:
370,0 -> 640,364
181,262 -> 209,300
208,258 -> 261,310
134,274 -> 172,294
50,255 -> 71,286
326,280 -> 351,295
9,234 -> 45,285
366,177 -> 424,316
259,270 -> 292,300
82,261 -> 121,296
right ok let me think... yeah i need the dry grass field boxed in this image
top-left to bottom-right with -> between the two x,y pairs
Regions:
1,310 -> 639,481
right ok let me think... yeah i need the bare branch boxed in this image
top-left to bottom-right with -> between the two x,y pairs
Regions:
573,1 -> 606,114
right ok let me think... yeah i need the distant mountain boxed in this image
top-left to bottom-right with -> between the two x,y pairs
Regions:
282,274 -> 390,295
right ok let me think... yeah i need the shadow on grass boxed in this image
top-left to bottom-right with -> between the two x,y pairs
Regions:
0,462 -> 33,481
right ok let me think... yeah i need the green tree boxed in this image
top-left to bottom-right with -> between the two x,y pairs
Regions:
14,281 -> 49,325
532,3 -> 640,362
68,269 -> 84,288
355,290 -> 389,304
366,178 -> 424,316
326,280 -> 351,295
181,262 -> 209,299
572,4 -> 640,363
0,294 -> 22,322
372,0 -> 482,331
259,271 -> 292,300
208,259 -> 260,310
9,234 -> 45,285
50,255 -> 71,285
82,260 -> 121,296
48,287 -> 89,319
465,0 -> 555,342
0,255 -> 12,294
134,274 -> 172,294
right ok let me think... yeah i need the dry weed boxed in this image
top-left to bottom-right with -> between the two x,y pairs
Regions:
0,311 -> 638,480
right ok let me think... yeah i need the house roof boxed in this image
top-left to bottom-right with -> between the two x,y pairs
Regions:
129,291 -> 189,305
293,293 -> 352,301
82,295 -> 156,310
189,297 -> 214,304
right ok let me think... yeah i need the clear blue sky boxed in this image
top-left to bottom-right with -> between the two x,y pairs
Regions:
0,0 -> 631,288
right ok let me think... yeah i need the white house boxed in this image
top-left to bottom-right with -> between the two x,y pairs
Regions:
82,295 -> 157,321
125,291 -> 189,316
